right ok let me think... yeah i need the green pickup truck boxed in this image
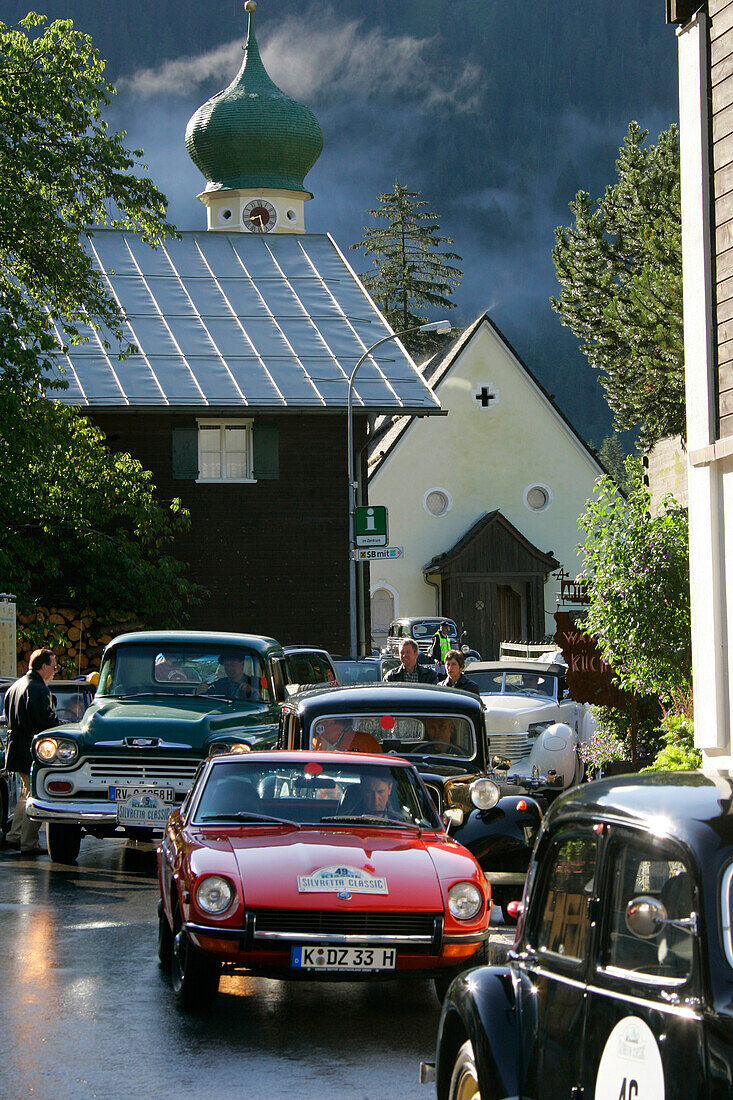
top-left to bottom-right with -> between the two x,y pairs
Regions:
26,631 -> 335,863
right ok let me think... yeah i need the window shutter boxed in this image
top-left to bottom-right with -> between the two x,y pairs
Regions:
253,422 -> 279,480
171,422 -> 199,480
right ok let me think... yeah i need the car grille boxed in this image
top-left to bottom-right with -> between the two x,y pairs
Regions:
86,759 -> 199,785
487,734 -> 533,764
250,909 -> 440,938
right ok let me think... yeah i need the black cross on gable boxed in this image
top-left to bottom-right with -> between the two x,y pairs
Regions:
475,386 -> 496,408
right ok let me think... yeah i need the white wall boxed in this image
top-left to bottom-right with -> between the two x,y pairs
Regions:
369,320 -> 602,637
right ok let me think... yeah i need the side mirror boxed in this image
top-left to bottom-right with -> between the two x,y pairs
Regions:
491,755 -> 512,773
625,896 -> 667,939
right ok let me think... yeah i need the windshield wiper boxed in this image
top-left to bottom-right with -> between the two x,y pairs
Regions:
321,814 -> 417,828
199,811 -> 301,829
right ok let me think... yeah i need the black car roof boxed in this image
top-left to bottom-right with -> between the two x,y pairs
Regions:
546,771 -> 733,856
285,681 -> 484,717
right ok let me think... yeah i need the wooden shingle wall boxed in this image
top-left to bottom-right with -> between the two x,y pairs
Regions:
711,0 -> 733,434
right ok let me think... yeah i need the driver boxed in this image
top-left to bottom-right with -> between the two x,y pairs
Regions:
311,717 -> 381,754
207,654 -> 255,701
424,715 -> 459,752
345,768 -> 398,818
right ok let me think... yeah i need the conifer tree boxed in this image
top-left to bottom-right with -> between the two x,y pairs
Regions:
351,181 -> 462,356
551,123 -> 682,450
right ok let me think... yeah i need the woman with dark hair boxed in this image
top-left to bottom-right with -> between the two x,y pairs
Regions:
441,649 -> 481,698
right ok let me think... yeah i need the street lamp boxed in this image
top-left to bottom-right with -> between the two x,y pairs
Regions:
347,319 -> 451,658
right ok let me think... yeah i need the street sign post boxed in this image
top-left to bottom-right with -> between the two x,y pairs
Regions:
355,505 -> 389,547
352,546 -> 403,561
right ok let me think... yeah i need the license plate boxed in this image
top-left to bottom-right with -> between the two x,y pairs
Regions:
291,946 -> 396,971
109,786 -> 175,802
111,786 -> 174,827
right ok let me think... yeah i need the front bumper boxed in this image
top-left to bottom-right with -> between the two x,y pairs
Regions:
26,795 -> 177,827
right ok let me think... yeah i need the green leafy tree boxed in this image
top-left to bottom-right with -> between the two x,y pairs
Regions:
0,13 -> 199,622
351,181 -> 462,356
642,715 -> 701,773
552,122 -> 682,450
579,458 -> 691,706
597,432 -> 630,491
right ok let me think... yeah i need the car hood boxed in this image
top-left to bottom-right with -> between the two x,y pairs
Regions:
482,696 -> 558,734
224,829 -> 445,910
67,696 -> 276,751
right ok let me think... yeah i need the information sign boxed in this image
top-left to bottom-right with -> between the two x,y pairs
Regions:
355,506 -> 388,547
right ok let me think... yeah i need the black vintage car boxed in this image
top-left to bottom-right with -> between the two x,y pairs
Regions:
426,772 -> 733,1100
278,683 -> 544,924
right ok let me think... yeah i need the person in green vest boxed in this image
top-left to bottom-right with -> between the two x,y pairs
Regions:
430,621 -> 454,664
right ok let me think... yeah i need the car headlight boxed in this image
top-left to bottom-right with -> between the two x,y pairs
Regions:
470,778 -> 500,810
195,875 -> 235,915
35,738 -> 79,765
208,741 -> 251,756
448,882 -> 483,921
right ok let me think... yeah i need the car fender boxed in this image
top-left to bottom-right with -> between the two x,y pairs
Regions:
435,965 -> 523,1100
451,795 -> 542,866
524,722 -> 577,788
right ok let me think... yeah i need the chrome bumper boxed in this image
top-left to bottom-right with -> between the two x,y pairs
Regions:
26,796 -> 147,826
483,871 -> 526,886
185,922 -> 491,946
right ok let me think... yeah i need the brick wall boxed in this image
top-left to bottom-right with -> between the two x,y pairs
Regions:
91,412 -> 367,653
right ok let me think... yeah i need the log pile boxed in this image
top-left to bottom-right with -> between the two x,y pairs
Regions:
15,606 -> 144,677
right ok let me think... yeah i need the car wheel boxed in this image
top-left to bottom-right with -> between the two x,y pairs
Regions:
449,1040 -> 480,1100
47,822 -> 82,864
157,899 -> 174,971
171,913 -> 220,1010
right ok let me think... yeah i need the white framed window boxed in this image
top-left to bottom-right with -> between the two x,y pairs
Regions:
523,482 -> 553,512
423,486 -> 453,517
197,420 -> 254,483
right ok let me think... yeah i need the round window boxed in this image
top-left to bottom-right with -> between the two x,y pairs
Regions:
424,488 -> 452,517
286,209 -> 298,222
524,484 -> 552,512
219,208 -> 233,223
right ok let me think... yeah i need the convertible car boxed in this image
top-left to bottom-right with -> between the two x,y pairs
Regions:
468,661 -> 596,795
157,751 -> 492,1009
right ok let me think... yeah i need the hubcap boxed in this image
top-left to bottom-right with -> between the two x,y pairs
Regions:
453,1067 -> 479,1100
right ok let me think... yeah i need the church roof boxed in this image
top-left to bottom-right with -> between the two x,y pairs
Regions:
185,6 -> 322,195
368,312 -> 603,476
48,230 -> 441,413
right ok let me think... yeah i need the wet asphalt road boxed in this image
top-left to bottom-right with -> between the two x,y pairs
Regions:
0,833 -> 513,1100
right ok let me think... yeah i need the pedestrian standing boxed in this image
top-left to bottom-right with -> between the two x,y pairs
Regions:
383,639 -> 437,684
3,648 -> 58,854
430,621 -> 454,665
440,649 -> 481,697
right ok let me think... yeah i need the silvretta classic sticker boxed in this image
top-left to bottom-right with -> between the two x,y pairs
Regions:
595,1017 -> 664,1099
297,865 -> 388,894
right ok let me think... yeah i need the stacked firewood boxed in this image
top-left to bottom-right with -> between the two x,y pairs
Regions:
15,606 -> 143,677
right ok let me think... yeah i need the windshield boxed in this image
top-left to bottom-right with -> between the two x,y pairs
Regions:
52,685 -> 93,724
194,758 -> 442,830
334,660 -> 382,685
470,668 -> 557,699
410,620 -> 456,639
306,712 -> 476,759
97,644 -> 270,702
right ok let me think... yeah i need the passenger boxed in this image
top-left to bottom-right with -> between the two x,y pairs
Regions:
311,717 -> 381,754
440,650 -> 481,697
384,639 -> 437,684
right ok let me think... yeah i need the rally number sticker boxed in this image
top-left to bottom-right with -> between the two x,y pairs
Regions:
595,1017 -> 664,1100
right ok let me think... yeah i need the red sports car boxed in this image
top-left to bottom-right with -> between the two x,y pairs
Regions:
157,751 -> 492,1009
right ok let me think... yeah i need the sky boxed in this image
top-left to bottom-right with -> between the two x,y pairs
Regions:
5,0 -> 680,443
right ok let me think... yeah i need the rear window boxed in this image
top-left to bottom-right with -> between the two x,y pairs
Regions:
306,712 -> 476,759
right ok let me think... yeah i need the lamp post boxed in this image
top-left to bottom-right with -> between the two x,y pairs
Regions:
347,320 -> 451,658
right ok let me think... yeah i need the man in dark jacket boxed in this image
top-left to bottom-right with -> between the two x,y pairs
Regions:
383,639 -> 437,684
440,649 -> 481,697
4,648 -> 57,853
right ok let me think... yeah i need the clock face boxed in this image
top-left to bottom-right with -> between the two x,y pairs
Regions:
242,198 -> 277,233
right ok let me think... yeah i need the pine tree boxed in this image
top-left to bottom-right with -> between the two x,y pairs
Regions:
551,122 -> 683,450
351,181 -> 462,357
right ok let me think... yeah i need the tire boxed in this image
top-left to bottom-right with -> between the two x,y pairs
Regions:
158,899 -> 174,971
449,1040 -> 480,1100
171,915 -> 220,1010
47,822 -> 82,864
434,940 -> 490,1003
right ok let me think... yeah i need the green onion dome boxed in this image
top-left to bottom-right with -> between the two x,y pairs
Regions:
185,4 -> 323,195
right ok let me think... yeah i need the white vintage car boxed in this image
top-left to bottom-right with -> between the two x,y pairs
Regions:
468,660 -> 595,791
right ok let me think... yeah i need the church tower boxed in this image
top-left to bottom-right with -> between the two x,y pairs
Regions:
185,1 -> 323,234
